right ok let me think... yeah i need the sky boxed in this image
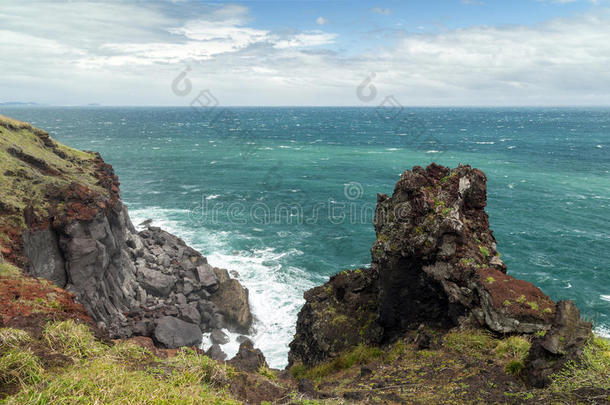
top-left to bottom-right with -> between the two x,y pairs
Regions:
1,0 -> 610,106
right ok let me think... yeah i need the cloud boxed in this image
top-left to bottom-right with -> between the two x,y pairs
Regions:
316,16 -> 329,25
0,1 -> 609,105
372,7 -> 392,15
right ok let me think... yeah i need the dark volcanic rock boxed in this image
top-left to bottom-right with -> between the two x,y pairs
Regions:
525,301 -> 593,387
211,278 -> 253,334
290,164 -> 590,373
206,343 -> 228,361
20,167 -> 252,345
371,164 -> 554,338
228,338 -> 268,372
154,316 -> 202,348
288,267 -> 382,367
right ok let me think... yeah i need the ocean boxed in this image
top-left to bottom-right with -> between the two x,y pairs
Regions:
1,106 -> 608,368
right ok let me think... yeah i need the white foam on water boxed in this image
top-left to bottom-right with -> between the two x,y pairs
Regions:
601,295 -> 610,303
127,206 -> 318,369
595,325 -> 610,339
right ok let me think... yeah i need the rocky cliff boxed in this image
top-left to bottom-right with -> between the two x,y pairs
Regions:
0,115 -> 252,348
289,163 -> 592,388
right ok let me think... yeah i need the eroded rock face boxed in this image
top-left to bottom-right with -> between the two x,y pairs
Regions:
288,268 -> 382,367
290,164 -> 591,376
371,163 -> 555,338
20,164 -> 253,343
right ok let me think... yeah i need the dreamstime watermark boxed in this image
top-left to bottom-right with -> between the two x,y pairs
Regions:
171,65 -> 257,158
187,182 -> 369,226
357,73 -> 445,153
183,181 -> 416,227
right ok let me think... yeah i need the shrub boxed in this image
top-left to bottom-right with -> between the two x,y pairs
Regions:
496,336 -> 531,360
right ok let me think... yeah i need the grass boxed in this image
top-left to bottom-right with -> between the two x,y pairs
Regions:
291,344 -> 384,382
495,336 -> 531,375
0,263 -> 21,279
478,245 -> 490,259
0,348 -> 44,387
43,320 -> 105,359
550,336 -> 610,394
1,320 -> 244,404
0,328 -> 32,349
443,329 -> 496,359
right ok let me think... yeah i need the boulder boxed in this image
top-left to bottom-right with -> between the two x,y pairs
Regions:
227,339 -> 268,372
211,279 -> 253,334
153,316 -> 202,348
525,301 -> 593,387
205,344 -> 227,361
196,264 -> 218,289
140,267 -> 176,297
289,164 -> 590,368
210,329 -> 230,345
288,267 -> 382,367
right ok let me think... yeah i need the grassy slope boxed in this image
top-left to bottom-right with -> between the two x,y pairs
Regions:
290,329 -> 610,404
0,115 -> 103,234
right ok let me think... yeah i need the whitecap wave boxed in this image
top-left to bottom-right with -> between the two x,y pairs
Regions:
126,205 -> 317,368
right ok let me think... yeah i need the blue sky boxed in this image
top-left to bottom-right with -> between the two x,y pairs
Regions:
1,0 -> 609,105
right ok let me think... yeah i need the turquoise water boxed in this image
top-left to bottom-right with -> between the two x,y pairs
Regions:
2,106 -> 609,367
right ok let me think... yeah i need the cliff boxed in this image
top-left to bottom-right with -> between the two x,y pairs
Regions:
1,116 -> 607,404
0,115 -> 252,348
289,163 -> 605,401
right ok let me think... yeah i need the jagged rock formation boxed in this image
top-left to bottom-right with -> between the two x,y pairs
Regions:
289,164 -> 592,385
0,115 -> 252,348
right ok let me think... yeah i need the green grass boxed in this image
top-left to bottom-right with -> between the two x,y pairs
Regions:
478,245 -> 490,259
444,330 -> 496,359
42,320 -> 105,359
291,344 -> 384,382
496,336 -> 531,375
0,262 -> 21,279
550,336 -> 610,394
0,348 -> 44,387
2,321 -> 243,404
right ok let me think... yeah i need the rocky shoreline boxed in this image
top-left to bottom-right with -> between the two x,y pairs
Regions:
1,115 -> 607,404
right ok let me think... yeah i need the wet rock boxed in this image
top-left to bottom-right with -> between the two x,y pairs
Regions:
211,279 -> 253,334
205,344 -> 227,361
227,339 -> 268,372
153,316 -> 202,348
211,329 -> 230,345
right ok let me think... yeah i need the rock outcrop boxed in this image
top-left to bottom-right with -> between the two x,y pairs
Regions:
0,116 -> 253,348
289,164 -> 592,383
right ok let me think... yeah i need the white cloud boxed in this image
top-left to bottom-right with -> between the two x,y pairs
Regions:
273,31 -> 337,49
316,16 -> 329,25
0,1 -> 609,105
372,7 -> 392,15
